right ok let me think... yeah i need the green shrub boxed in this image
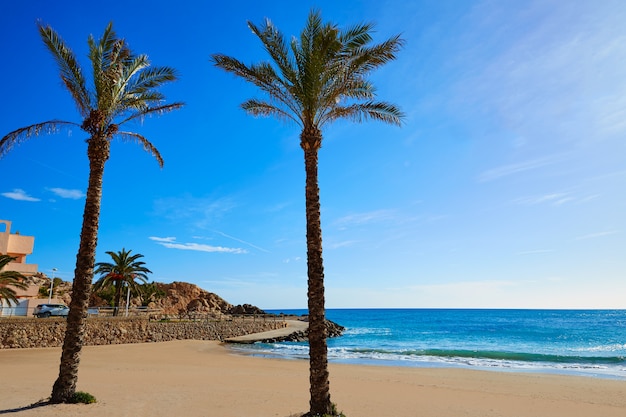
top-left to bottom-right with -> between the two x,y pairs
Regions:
69,391 -> 97,404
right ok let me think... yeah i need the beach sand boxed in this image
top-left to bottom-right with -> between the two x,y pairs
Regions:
1,340 -> 625,417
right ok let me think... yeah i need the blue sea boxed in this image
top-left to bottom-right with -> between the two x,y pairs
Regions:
231,309 -> 626,380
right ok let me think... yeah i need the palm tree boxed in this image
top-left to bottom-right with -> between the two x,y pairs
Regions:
0,22 -> 182,403
0,255 -> 29,306
93,248 -> 151,316
211,10 -> 404,416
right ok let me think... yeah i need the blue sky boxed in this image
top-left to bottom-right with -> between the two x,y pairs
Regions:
1,0 -> 625,309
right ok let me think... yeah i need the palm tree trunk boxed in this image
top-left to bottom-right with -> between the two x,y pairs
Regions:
302,135 -> 332,416
51,138 -> 109,403
113,281 -> 123,317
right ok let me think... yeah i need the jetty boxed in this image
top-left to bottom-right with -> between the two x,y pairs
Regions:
224,319 -> 308,344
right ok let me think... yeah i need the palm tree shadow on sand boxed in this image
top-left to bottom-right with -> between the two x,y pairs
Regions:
0,400 -> 51,414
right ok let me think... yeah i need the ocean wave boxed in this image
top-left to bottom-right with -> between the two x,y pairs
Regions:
343,327 -> 392,336
575,343 -> 626,353
342,347 -> 626,365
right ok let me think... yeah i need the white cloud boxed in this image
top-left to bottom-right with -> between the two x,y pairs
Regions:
1,189 -> 40,202
48,187 -> 84,199
574,230 -> 619,241
210,229 -> 269,253
152,195 -> 236,228
282,257 -> 302,263
516,249 -> 555,255
334,209 -> 396,228
477,157 -> 559,182
327,240 -> 360,250
149,236 -> 246,254
149,236 -> 177,243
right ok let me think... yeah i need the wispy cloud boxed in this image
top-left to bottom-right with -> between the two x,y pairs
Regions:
149,236 -> 176,243
48,187 -> 85,199
516,249 -> 555,256
477,157 -> 559,182
334,209 -> 396,229
282,256 -> 302,263
327,240 -> 360,250
455,0 -> 626,160
574,230 -> 619,241
152,195 -> 236,228
513,192 -> 572,206
149,236 -> 246,254
513,190 -> 601,207
210,230 -> 269,253
1,189 -> 40,202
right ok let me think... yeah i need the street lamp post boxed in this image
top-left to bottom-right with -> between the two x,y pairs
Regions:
48,268 -> 57,303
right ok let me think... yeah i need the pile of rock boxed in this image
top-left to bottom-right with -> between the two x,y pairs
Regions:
259,319 -> 345,343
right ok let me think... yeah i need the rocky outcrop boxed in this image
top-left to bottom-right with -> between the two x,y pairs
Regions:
87,280 -> 267,316
259,319 -> 345,343
150,281 -> 233,315
228,304 -> 266,315
27,272 -> 72,305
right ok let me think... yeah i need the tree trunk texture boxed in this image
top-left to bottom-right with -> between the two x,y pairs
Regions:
113,281 -> 123,317
51,138 -> 109,403
302,130 -> 332,416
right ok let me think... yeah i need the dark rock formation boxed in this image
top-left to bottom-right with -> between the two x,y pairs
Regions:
260,319 -> 345,343
228,304 -> 266,315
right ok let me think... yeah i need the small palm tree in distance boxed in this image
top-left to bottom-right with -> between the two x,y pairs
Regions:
93,248 -> 151,316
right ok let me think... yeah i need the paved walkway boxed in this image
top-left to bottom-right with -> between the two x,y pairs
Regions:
224,319 -> 308,344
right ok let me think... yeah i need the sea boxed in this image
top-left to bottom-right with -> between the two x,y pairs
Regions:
230,309 -> 626,380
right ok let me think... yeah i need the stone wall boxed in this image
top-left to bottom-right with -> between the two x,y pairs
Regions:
0,316 -> 286,349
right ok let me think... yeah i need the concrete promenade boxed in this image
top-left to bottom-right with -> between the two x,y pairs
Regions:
224,319 -> 308,344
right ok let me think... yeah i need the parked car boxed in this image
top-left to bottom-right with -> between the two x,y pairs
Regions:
33,304 -> 69,318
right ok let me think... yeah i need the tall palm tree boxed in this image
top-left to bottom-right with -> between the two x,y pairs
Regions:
0,22 -> 182,403
93,248 -> 151,316
211,10 -> 404,416
0,255 -> 29,306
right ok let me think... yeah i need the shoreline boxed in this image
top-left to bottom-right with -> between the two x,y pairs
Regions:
226,343 -> 626,382
2,340 -> 625,416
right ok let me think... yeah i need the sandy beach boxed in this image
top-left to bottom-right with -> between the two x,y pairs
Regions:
1,340 -> 625,417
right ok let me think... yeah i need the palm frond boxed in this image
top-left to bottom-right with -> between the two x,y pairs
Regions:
0,120 -> 78,157
116,131 -> 164,167
117,102 -> 184,126
117,91 -> 166,114
38,22 -> 91,116
248,19 -> 298,86
125,65 -> 179,95
339,22 -> 374,51
346,35 -> 405,77
322,101 -> 404,126
211,54 -> 301,119
242,98 -> 299,125
0,271 -> 29,289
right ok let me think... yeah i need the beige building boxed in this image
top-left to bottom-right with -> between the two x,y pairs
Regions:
0,219 -> 38,276
1,220 -> 43,316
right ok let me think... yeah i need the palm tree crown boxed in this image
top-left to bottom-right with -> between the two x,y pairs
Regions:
211,10 -> 404,150
0,22 -> 182,161
211,10 -> 404,416
93,248 -> 151,316
0,255 -> 29,306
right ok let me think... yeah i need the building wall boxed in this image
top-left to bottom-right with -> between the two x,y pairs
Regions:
0,220 -> 37,275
